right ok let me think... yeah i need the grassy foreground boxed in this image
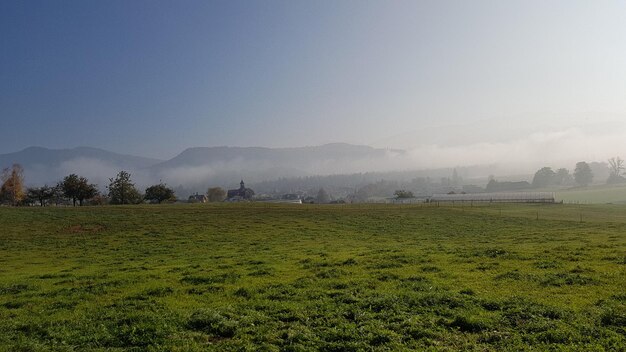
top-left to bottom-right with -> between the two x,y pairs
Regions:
0,203 -> 624,351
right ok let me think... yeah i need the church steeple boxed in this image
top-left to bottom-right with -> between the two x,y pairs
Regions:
240,179 -> 245,190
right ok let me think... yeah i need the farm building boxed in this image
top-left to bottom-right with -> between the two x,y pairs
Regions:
429,192 -> 555,203
188,193 -> 208,203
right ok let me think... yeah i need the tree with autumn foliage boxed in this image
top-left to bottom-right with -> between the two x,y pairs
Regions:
0,164 -> 26,206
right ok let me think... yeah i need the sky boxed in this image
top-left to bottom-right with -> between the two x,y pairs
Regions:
1,0 -> 626,162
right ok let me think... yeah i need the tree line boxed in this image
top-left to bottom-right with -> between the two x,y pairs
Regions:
0,164 -> 176,206
2,157 -> 625,206
530,158 -> 625,189
484,159 -> 621,193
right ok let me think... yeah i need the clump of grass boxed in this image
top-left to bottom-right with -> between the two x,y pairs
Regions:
534,260 -> 561,269
143,286 -> 173,297
248,268 -> 273,276
475,262 -> 499,271
361,293 -> 401,313
448,315 -> 491,332
600,307 -> 626,328
403,275 -> 431,283
314,268 -> 344,279
15,322 -> 50,340
499,297 -> 566,328
1,301 -> 26,309
368,330 -> 394,346
597,296 -> 626,328
341,258 -> 358,266
415,292 -> 465,309
494,270 -> 537,282
186,285 -> 224,294
540,273 -> 596,287
181,272 -> 240,285
420,265 -> 441,273
48,300 -> 76,310
35,273 -> 72,279
474,248 -> 512,258
278,324 -> 317,348
0,283 -> 32,295
84,305 -> 174,349
375,272 -> 400,282
459,288 -> 475,296
262,284 -> 297,301
187,309 -> 238,338
233,287 -> 252,298
368,261 -> 403,269
569,265 -> 595,273
536,328 -> 578,344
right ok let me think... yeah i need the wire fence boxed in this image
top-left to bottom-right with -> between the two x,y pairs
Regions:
429,192 -> 556,203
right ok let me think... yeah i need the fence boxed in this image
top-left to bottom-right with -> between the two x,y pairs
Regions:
429,192 -> 556,203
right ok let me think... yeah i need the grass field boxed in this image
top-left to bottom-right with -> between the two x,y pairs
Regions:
0,203 -> 624,351
556,183 -> 626,204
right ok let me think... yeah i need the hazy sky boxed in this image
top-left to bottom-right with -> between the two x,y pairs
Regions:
1,1 -> 625,160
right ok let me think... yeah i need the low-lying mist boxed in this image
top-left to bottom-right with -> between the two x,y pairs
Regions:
12,125 -> 625,197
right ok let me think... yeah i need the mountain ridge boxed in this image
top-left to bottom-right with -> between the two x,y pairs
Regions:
0,143 -> 406,189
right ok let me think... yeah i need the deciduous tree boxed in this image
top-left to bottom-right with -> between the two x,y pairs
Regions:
554,168 -> 573,186
574,162 -> 593,187
532,167 -> 556,188
0,164 -> 25,206
26,185 -> 55,206
207,187 -> 226,202
394,190 -> 414,199
145,183 -> 176,204
62,174 -> 99,206
108,171 -> 142,205
51,182 -> 65,206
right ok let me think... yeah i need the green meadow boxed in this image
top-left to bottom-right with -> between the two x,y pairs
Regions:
556,183 -> 626,204
0,203 -> 624,351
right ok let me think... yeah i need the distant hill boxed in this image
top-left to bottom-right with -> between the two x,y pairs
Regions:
0,144 -> 406,191
155,143 -> 398,169
0,146 -> 162,187
151,143 -> 405,190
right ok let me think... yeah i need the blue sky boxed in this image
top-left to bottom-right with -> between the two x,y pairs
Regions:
1,1 -> 625,159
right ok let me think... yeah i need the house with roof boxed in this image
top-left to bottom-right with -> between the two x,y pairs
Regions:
188,193 -> 207,203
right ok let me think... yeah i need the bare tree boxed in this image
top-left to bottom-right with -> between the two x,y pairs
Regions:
607,157 -> 626,184
608,157 -> 624,177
